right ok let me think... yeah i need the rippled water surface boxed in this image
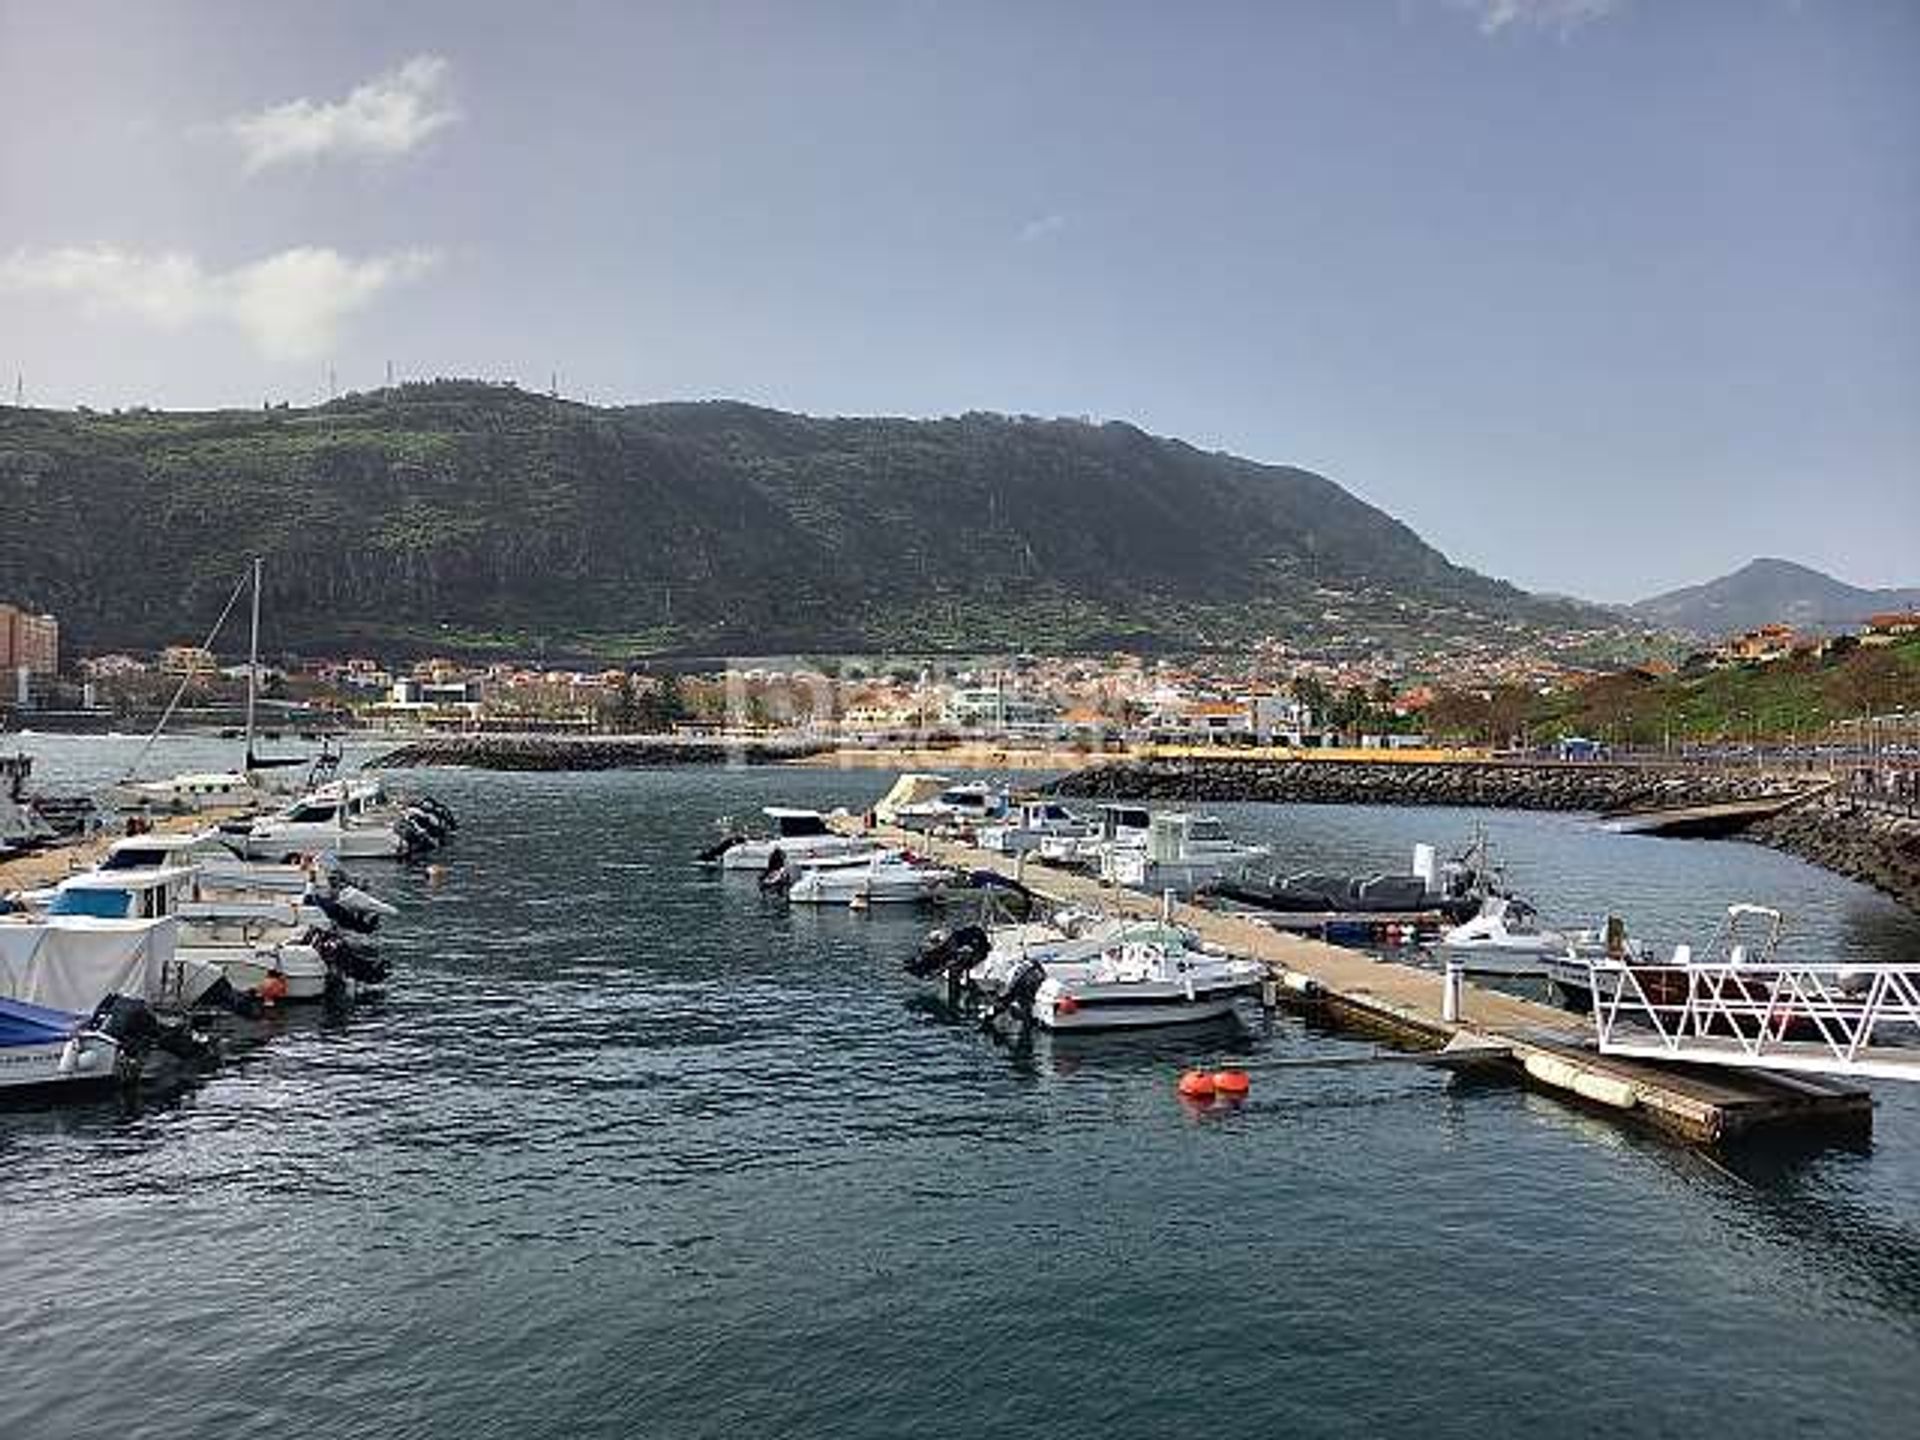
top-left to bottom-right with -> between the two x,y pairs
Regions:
5,737 -> 1919,1439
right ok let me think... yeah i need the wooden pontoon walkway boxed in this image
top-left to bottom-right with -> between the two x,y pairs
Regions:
866,821 -> 1874,1146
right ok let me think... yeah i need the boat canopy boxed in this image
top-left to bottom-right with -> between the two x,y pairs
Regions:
874,773 -> 951,824
765,808 -> 830,837
0,917 -> 180,1014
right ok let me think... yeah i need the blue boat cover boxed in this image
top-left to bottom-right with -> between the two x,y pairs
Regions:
0,996 -> 82,1048
47,888 -> 131,919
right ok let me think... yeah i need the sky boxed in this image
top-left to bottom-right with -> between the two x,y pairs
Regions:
1,0 -> 1915,604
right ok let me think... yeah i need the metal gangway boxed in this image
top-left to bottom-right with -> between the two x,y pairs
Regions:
1587,905 -> 1920,1083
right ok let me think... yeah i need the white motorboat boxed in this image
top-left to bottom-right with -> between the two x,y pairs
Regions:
1433,896 -> 1601,973
0,917 -> 217,1094
890,781 -> 1010,835
20,866 -> 386,1003
915,910 -> 1263,1030
1102,812 -> 1271,895
705,807 -> 877,872
1036,801 -> 1152,871
782,849 -> 961,906
873,773 -> 951,825
976,800 -> 1093,856
222,779 -> 453,862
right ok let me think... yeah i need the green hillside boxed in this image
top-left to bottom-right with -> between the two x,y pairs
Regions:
2,380 -> 1606,659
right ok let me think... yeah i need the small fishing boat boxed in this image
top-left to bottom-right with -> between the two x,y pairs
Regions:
890,781 -> 1010,835
1036,801 -> 1152,871
911,907 -> 1264,1030
1101,812 -> 1271,895
15,866 -> 387,1003
975,799 -> 1093,856
781,849 -> 961,906
222,779 -> 453,862
1433,896 -> 1603,974
700,807 -> 877,871
0,916 -> 216,1095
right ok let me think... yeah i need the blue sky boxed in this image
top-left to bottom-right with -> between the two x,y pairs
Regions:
2,0 -> 1914,602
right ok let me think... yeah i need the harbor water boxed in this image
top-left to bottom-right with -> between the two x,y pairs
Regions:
5,736 -> 1920,1439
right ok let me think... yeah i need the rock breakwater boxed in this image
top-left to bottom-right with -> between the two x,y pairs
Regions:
367,734 -> 829,771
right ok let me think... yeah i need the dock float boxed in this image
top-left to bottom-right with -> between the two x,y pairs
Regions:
864,822 -> 1874,1147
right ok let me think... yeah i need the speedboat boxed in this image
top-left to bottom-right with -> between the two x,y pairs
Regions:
221,779 -> 453,862
1434,896 -> 1605,977
0,916 -> 217,1095
976,799 -> 1093,856
701,807 -> 877,871
911,910 -> 1263,1030
1101,812 -> 1270,895
890,781 -> 1010,835
780,849 -> 961,906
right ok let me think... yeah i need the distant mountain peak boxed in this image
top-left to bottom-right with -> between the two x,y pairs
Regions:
1633,558 -> 1920,639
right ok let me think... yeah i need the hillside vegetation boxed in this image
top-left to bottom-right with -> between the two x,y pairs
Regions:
3,380 -> 1603,659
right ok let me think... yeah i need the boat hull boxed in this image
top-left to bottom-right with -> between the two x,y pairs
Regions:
1031,988 -> 1255,1031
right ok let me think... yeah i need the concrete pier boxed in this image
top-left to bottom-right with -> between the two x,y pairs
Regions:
865,821 -> 1875,1147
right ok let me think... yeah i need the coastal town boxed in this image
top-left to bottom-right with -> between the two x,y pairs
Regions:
5,595 -> 1917,759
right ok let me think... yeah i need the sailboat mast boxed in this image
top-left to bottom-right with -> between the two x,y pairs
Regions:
243,556 -> 262,767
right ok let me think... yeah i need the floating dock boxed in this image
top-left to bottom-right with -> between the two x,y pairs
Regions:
868,822 -> 1874,1146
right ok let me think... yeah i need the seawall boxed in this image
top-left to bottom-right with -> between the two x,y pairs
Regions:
1048,758 -> 1918,913
366,734 -> 829,770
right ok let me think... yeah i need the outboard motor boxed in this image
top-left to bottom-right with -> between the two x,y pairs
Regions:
312,930 -> 392,986
310,889 -> 381,935
759,847 -> 791,893
413,796 -> 458,832
404,805 -> 451,842
394,813 -> 437,859
87,993 -> 161,1059
986,956 -> 1049,1027
696,834 -> 742,864
906,923 -> 991,980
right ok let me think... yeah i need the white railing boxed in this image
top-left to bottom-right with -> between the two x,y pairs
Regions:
1587,956 -> 1920,1082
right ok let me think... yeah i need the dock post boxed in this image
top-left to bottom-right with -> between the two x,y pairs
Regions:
1442,955 -> 1464,1023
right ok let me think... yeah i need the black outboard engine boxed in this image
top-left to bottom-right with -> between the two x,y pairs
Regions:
986,956 -> 1049,1027
312,930 -> 393,986
87,993 -> 161,1058
413,796 -> 458,832
404,805 -> 451,842
394,812 -> 437,859
906,923 -> 991,980
759,847 -> 791,893
310,889 -> 381,936
696,834 -> 742,864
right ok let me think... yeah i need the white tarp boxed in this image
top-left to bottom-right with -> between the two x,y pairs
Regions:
0,917 -> 179,1015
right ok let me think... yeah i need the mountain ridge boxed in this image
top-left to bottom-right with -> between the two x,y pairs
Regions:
1632,558 -> 1920,639
1,379 -> 1617,659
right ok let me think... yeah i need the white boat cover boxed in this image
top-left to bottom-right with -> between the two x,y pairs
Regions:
874,773 -> 950,824
0,917 -> 180,1014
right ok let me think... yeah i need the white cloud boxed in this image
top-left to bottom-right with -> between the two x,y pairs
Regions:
225,55 -> 457,173
0,244 -> 438,360
1018,213 -> 1067,243
1458,0 -> 1624,35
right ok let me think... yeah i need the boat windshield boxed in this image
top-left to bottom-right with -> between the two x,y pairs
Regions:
49,887 -> 132,918
1188,820 -> 1230,842
775,814 -> 829,838
100,847 -> 171,870
287,804 -> 339,824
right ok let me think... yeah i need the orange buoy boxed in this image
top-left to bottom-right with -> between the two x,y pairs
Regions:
1212,1068 -> 1251,1096
1177,1069 -> 1216,1099
259,972 -> 289,1007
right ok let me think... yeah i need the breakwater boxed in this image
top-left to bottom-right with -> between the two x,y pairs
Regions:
1049,758 -> 1804,813
366,733 -> 829,770
1049,758 -> 1918,913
